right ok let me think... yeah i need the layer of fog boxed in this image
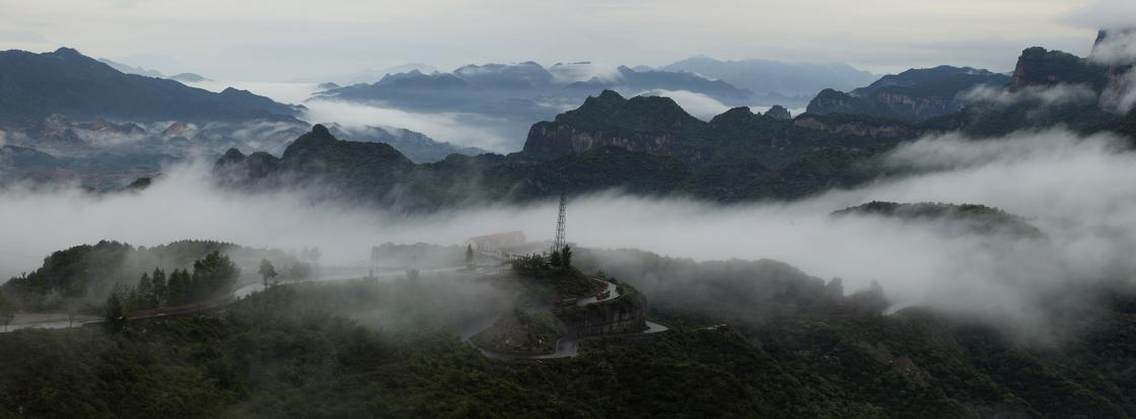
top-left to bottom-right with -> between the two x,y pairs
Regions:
3,128 -> 1136,341
302,100 -> 517,152
185,79 -> 519,152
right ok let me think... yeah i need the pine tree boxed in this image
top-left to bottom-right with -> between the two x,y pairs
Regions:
550,250 -> 562,267
0,293 -> 14,332
137,273 -> 154,310
561,245 -> 573,267
104,290 -> 126,331
258,259 -> 278,288
168,269 -> 188,305
151,268 -> 167,307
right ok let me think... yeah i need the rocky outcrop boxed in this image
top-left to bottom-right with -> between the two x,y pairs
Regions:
805,89 -> 880,117
1011,47 -> 1108,89
764,105 -> 791,120
214,124 -> 416,200
793,114 -> 918,139
806,66 -> 1010,122
557,284 -> 648,337
521,90 -> 700,159
522,122 -> 683,158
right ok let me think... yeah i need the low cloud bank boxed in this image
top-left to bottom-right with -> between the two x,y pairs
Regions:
630,89 -> 731,120
302,99 -> 516,152
2,128 -> 1136,342
960,84 -> 1098,108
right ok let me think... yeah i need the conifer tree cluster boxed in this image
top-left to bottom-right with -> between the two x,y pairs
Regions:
107,251 -> 240,316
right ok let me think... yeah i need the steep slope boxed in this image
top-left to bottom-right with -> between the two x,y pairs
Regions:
215,124 -> 416,201
323,124 -> 487,163
806,66 -> 1010,122
522,90 -> 705,159
0,47 -> 300,125
312,62 -> 758,150
1011,47 -> 1109,89
216,93 -> 915,207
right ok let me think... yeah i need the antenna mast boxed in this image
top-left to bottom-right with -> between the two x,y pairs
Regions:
552,192 -> 567,253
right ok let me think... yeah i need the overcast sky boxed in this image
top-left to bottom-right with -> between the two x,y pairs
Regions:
0,0 -> 1130,81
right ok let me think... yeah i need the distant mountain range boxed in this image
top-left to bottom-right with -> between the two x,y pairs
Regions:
0,48 -> 300,126
806,66 -> 1011,122
0,48 -> 492,188
214,29 -> 1136,208
661,56 -> 877,105
215,90 -> 918,208
322,123 -> 488,164
6,30 -> 1136,196
98,58 -> 210,83
312,61 -> 766,150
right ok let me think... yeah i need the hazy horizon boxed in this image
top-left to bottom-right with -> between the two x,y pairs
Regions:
2,0 -> 1128,82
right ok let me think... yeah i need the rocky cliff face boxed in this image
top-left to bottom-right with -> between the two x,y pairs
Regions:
522,122 -> 683,158
1011,47 -> 1108,89
521,90 -> 700,159
793,115 -> 918,139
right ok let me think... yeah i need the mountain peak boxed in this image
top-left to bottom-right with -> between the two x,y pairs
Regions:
765,105 -> 792,120
52,47 -> 82,57
596,89 -> 625,103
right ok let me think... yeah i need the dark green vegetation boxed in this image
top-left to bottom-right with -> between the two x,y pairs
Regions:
470,307 -> 566,354
1,240 -> 309,312
509,252 -> 603,300
108,251 -> 240,317
2,248 -> 1134,418
833,201 -> 1045,238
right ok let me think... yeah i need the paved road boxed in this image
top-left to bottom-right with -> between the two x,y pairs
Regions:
470,320 -> 671,361
4,264 -> 485,334
576,278 -> 620,306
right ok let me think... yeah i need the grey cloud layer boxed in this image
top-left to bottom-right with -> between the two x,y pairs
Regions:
3,128 -> 1136,343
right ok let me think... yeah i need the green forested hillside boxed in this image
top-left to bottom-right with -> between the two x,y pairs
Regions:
2,254 -> 1134,418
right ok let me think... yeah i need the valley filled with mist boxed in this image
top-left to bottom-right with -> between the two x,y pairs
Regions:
3,1 -> 1136,417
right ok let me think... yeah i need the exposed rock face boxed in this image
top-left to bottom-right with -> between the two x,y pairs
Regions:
523,122 -> 683,159
806,89 -> 881,117
521,90 -> 700,159
558,287 -> 648,337
161,121 -> 194,138
764,105 -> 791,120
1011,47 -> 1108,89
793,115 -> 917,139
